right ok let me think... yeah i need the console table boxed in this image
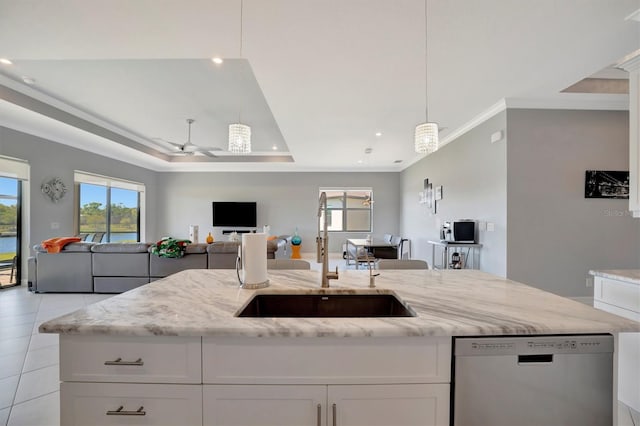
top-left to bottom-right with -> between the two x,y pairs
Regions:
428,241 -> 482,270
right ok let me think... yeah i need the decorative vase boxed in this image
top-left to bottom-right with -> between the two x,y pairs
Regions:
206,232 -> 214,244
291,228 -> 302,246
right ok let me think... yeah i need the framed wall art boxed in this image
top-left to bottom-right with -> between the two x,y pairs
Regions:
584,170 -> 629,199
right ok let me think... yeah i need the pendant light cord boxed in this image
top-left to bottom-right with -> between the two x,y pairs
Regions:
239,0 -> 244,123
424,0 -> 429,122
240,0 -> 244,58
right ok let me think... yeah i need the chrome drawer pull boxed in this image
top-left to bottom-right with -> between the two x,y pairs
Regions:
106,406 -> 146,416
104,357 -> 144,366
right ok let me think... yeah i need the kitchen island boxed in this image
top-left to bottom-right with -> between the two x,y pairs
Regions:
41,269 -> 640,425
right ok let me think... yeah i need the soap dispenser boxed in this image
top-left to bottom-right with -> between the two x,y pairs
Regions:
206,232 -> 214,244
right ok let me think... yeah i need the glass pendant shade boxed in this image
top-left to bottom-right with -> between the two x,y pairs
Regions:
228,123 -> 251,154
414,122 -> 439,154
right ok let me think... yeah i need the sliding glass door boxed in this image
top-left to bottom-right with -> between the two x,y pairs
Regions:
0,176 -> 21,288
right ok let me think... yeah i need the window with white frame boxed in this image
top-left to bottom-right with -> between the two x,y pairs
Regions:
319,188 -> 373,232
74,171 -> 145,243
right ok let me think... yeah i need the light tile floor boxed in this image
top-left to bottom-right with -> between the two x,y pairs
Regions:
1,259 -> 638,426
0,285 -> 112,426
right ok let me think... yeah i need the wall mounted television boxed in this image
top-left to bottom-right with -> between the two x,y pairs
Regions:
212,202 -> 257,227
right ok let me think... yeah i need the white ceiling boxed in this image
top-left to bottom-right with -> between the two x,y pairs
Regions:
0,0 -> 638,172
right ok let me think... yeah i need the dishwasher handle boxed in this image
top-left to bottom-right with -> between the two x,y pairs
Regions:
518,354 -> 553,365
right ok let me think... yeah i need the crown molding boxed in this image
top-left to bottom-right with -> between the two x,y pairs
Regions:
505,94 -> 628,111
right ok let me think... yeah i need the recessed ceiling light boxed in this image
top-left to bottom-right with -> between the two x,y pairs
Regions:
375,132 -> 382,137
22,76 -> 36,85
364,147 -> 373,154
0,58 -> 13,65
211,57 -> 223,65
272,145 -> 278,150
357,160 -> 363,164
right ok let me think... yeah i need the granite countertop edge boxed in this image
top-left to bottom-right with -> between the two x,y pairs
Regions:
40,269 -> 640,338
589,269 -> 640,285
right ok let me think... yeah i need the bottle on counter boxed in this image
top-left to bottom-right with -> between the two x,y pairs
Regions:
206,232 -> 214,244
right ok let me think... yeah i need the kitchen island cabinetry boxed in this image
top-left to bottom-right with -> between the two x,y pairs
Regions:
204,384 -> 448,426
42,269 -> 640,425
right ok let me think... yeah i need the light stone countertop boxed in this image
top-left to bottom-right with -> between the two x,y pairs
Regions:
589,269 -> 640,285
40,269 -> 640,338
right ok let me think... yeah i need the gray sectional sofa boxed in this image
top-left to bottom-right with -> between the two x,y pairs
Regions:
29,239 -> 284,293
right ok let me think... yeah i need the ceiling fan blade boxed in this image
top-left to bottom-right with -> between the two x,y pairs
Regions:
201,150 -> 219,158
195,146 -> 223,152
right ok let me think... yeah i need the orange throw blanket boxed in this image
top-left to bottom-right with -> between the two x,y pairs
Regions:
41,237 -> 82,253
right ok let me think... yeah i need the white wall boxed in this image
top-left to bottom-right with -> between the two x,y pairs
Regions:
400,112 -> 508,275
506,109 -> 640,297
154,172 -> 400,253
0,126 -> 159,251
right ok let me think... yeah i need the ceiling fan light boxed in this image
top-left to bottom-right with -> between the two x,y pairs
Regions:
228,123 -> 251,154
414,122 -> 439,154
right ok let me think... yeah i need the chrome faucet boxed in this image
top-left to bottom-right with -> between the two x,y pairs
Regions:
364,252 -> 380,288
317,192 -> 339,288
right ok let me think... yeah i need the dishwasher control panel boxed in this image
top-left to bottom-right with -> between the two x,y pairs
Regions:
455,334 -> 613,356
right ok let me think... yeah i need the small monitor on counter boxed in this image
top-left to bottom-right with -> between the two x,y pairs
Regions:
452,220 -> 476,243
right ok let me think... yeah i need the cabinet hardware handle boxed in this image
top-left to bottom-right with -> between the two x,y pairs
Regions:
332,403 -> 337,426
106,406 -> 146,416
104,357 -> 144,366
317,403 -> 321,426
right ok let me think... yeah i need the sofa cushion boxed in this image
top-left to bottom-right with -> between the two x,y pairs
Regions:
185,243 -> 208,254
206,241 -> 240,254
94,277 -> 149,293
92,252 -> 149,277
62,242 -> 95,252
35,252 -> 93,292
91,242 -> 151,253
150,253 -> 208,277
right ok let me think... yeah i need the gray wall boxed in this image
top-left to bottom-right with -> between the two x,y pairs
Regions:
155,172 -> 400,253
400,112 -> 508,275
506,109 -> 640,297
0,126 -> 158,252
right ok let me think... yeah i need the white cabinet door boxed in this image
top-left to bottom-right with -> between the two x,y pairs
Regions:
61,382 -> 202,426
204,385 -> 327,426
328,384 -> 450,426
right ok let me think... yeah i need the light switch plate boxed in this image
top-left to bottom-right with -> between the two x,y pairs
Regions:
486,222 -> 495,232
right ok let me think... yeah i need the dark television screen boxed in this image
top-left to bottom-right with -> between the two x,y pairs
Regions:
212,202 -> 257,227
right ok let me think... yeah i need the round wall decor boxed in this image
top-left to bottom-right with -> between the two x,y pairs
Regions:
41,177 -> 67,203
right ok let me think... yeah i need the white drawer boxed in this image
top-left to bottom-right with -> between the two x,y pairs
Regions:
202,336 -> 451,385
61,382 -> 202,426
594,277 -> 640,314
60,335 -> 201,383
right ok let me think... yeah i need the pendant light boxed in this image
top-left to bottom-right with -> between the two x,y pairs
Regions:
229,0 -> 251,154
415,0 -> 439,154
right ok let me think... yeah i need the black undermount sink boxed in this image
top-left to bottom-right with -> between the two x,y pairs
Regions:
237,292 -> 416,318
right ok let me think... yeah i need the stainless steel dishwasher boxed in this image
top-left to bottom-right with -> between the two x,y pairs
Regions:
453,334 -> 613,426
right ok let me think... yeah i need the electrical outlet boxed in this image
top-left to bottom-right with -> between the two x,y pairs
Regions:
585,277 -> 593,288
51,222 -> 60,230
486,222 -> 495,232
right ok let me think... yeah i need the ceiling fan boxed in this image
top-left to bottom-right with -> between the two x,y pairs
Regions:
155,119 -> 222,157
